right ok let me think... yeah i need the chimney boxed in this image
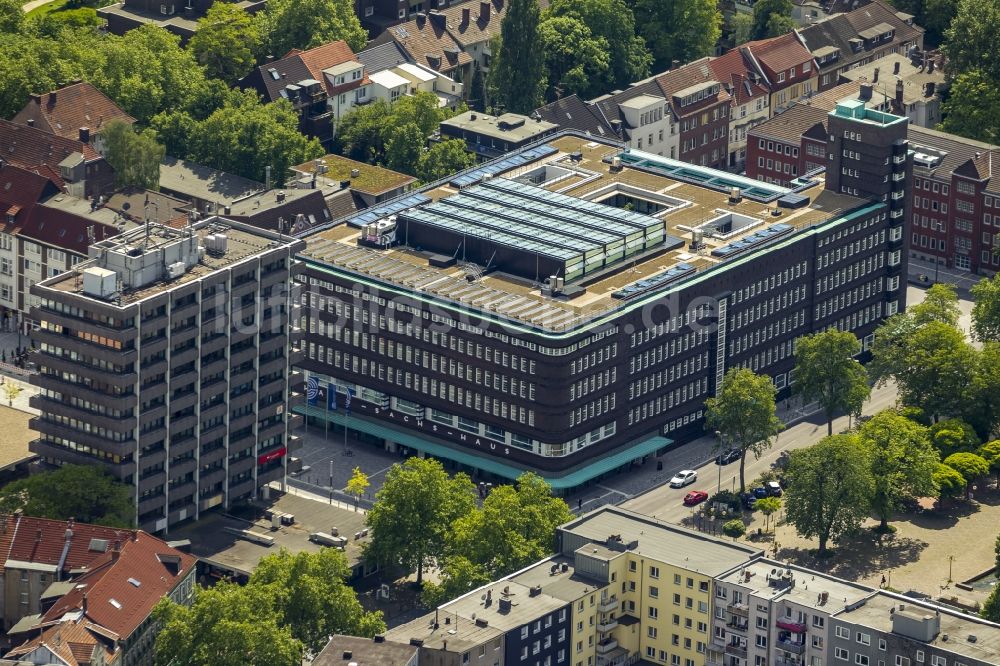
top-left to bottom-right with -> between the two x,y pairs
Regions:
48,90 -> 56,105
415,12 -> 426,26
265,54 -> 274,63
462,6 -> 470,24
79,127 -> 90,143
925,81 -> 936,98
872,67 -> 879,83
895,78 -> 904,107
859,83 -> 872,101
111,540 -> 121,562
893,60 -> 900,75
671,59 -> 680,70
928,59 -> 935,74
480,0 -> 490,21
82,593 -> 88,616
26,119 -> 34,127
429,10 -> 445,27
30,93 -> 41,105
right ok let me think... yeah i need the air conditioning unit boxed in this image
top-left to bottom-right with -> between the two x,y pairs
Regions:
166,262 -> 186,279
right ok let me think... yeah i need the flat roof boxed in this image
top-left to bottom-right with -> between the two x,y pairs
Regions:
292,154 -> 415,195
440,579 -> 567,632
369,69 -> 409,89
301,133 -> 864,334
718,558 -> 872,610
40,218 -> 300,305
386,613 -> 502,652
509,556 -> 605,603
560,507 -> 761,577
314,635 -> 417,666
620,94 -> 665,109
167,491 -> 369,577
0,406 -> 35,472
396,62 -> 436,82
441,111 -> 557,142
835,592 -> 1000,664
158,157 -> 264,205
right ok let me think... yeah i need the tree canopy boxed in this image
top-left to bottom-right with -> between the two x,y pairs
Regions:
0,465 -> 133,528
629,0 -> 722,71
189,2 -> 261,85
154,548 -> 383,665
488,0 -> 546,113
538,16 -> 611,101
416,139 -> 475,183
366,457 -> 476,585
971,272 -> 1000,342
928,418 -> 981,457
783,435 -> 874,556
943,0 -> 1000,82
932,462 -> 966,499
793,329 -> 870,435
942,452 -> 990,494
705,367 -> 784,493
546,0 -> 651,91
101,120 -> 164,191
751,0 -> 793,40
857,410 -> 938,530
257,0 -> 366,58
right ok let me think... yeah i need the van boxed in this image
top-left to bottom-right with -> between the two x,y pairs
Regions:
309,532 -> 347,548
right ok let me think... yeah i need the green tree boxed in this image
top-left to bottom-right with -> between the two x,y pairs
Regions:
488,0 -> 546,113
0,465 -> 133,527
335,100 -> 392,162
182,91 -> 324,183
538,16 -> 611,100
943,452 -> 990,495
366,457 -> 476,585
983,584 -> 1000,622
871,320 -> 976,421
793,329 -> 870,436
447,473 -> 572,578
101,120 -> 165,190
250,548 -> 385,652
784,435 -> 875,556
940,69 -> 1000,144
978,440 -> 1000,483
722,519 -> 746,541
964,342 -> 1000,439
914,283 -> 962,326
420,556 -> 491,608
705,368 -> 784,493
469,63 -> 485,112
755,496 -> 781,533
345,466 -> 369,508
383,123 -> 426,175
752,0 -> 792,40
3,382 -> 21,406
944,0 -> 1000,81
416,139 -> 475,183
921,0 -> 959,46
259,0 -> 366,58
189,2 -> 261,85
765,13 -> 796,37
630,0 -> 721,71
929,418 -> 981,457
858,410 -> 939,531
546,0 -> 651,89
0,0 -> 24,34
932,462 -> 966,500
154,583 -> 302,666
971,272 -> 1000,342
732,13 -> 754,46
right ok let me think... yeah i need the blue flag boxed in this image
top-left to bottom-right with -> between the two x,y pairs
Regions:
306,376 -> 319,406
345,387 -> 353,414
328,383 -> 337,411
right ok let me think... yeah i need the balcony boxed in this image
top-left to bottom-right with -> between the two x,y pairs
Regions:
727,603 -> 749,617
775,658 -> 804,666
596,638 -> 618,655
725,643 -> 747,658
777,638 -> 806,654
726,620 -> 749,633
596,618 -> 618,632
776,620 -> 807,633
597,596 -> 618,612
724,643 -> 747,658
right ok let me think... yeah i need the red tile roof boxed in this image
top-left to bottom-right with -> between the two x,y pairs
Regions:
0,119 -> 101,178
6,619 -> 120,665
292,40 -> 357,80
11,82 -> 135,142
709,49 -> 770,105
19,204 -> 119,255
751,32 -> 816,79
654,59 -> 731,114
245,41 -> 359,102
0,515 -> 130,575
0,163 -> 62,210
42,531 -> 196,641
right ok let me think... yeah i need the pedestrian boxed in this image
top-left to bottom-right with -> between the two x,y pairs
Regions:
577,498 -> 583,510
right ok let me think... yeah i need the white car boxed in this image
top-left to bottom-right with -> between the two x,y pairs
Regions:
669,470 -> 698,488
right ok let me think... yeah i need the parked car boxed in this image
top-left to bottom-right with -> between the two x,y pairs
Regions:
715,449 -> 740,465
752,486 -> 769,500
741,492 -> 758,510
766,481 -> 783,497
669,470 -> 698,488
683,490 -> 709,506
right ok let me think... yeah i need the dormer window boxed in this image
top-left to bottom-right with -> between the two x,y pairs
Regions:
777,72 -> 785,83
802,62 -> 811,73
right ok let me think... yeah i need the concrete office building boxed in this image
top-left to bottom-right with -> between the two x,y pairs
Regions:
295,97 -> 909,489
28,218 -> 305,533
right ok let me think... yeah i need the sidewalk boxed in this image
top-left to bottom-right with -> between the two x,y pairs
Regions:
0,375 -> 38,415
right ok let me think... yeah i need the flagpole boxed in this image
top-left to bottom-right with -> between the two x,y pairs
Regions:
325,386 -> 329,440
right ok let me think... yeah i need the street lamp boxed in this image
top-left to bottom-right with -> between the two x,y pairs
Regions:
715,430 -> 723,494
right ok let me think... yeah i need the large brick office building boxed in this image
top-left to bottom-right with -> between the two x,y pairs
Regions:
294,97 -> 910,489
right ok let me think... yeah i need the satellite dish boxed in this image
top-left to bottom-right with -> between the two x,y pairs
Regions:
121,202 -> 131,211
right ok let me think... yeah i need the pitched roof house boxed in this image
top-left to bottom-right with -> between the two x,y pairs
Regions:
0,119 -> 114,199
11,82 -> 135,144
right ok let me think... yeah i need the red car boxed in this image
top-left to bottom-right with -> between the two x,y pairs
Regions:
683,490 -> 709,506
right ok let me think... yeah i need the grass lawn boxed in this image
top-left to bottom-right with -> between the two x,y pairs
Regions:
25,0 -> 71,19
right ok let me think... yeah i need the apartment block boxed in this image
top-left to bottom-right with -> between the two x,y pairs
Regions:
28,218 -> 305,533
378,507 -> 1000,666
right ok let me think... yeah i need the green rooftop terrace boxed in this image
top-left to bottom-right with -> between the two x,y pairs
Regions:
832,98 -> 907,126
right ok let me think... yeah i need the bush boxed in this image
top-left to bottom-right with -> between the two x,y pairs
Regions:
722,519 -> 747,541
712,489 -> 740,510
